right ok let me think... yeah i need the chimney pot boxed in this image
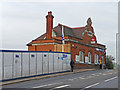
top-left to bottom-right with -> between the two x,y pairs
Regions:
48,11 -> 52,15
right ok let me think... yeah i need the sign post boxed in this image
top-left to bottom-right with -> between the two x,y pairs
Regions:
62,26 -> 65,52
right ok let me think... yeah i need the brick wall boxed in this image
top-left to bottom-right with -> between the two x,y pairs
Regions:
74,63 -> 98,69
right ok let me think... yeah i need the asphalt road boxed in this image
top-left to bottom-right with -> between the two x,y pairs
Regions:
2,69 -> 118,89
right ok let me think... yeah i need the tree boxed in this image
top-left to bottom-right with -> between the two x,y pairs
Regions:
105,55 -> 114,69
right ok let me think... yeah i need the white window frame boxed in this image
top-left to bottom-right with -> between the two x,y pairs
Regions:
88,52 -> 91,64
75,55 -> 80,62
79,51 -> 84,63
94,54 -> 99,64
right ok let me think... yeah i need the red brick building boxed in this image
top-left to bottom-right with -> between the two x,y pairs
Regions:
27,11 -> 106,68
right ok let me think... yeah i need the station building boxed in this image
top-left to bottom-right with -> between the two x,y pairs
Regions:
27,11 -> 106,68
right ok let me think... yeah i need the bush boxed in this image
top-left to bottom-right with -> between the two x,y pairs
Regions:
106,55 -> 114,69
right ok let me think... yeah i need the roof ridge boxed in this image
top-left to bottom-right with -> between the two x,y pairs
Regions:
34,33 -> 46,40
72,27 -> 85,29
58,23 -> 85,30
58,23 -> 72,29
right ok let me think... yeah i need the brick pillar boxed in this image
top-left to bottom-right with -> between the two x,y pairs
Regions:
46,11 -> 54,39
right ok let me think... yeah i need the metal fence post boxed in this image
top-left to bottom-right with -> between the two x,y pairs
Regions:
53,53 -> 54,73
21,52 -> 22,77
29,52 -> 30,75
2,52 -> 4,80
48,53 -> 49,73
58,53 -> 59,72
36,53 -> 37,75
42,53 -> 43,74
12,52 -> 14,78
62,54 -> 63,72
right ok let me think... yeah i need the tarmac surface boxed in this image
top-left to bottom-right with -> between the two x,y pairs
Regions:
1,68 -> 119,89
1,69 -> 96,86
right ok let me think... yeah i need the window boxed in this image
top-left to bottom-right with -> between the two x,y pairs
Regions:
94,54 -> 99,64
75,55 -> 79,62
88,52 -> 91,64
79,51 -> 84,63
101,56 -> 104,64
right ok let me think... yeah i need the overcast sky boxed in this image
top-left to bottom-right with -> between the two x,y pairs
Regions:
0,1 -> 118,59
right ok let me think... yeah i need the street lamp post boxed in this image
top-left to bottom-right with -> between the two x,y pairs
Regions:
116,33 -> 119,68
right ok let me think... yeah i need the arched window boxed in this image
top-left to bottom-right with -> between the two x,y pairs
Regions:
88,52 -> 91,64
79,51 -> 84,63
94,54 -> 99,64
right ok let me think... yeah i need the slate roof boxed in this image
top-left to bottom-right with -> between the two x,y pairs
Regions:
27,24 -> 85,45
34,33 -> 46,40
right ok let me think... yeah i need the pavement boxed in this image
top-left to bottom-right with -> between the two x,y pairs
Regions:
1,68 -> 96,86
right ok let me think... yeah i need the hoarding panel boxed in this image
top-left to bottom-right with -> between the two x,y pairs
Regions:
66,54 -> 71,70
3,52 -> 13,79
0,52 -> 2,81
13,53 -> 22,78
59,53 -> 63,72
4,67 -> 12,79
48,53 -> 53,73
22,53 -> 29,76
36,53 -> 42,74
53,53 -> 59,72
42,53 -> 48,74
30,53 -> 36,75
62,53 -> 67,71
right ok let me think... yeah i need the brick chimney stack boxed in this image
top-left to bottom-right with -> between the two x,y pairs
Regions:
46,11 -> 54,39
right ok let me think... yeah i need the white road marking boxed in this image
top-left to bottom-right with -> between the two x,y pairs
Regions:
78,77 -> 84,79
104,76 -> 117,82
55,84 -> 70,89
91,74 -> 96,76
47,83 -> 56,86
108,73 -> 113,75
96,74 -> 100,76
68,79 -> 74,81
68,78 -> 77,81
102,73 -> 107,75
85,83 -> 99,88
81,77 -> 86,79
32,83 -> 57,88
33,84 -> 48,88
107,70 -> 113,72
56,82 -> 63,84
87,76 -> 92,78
73,78 -> 78,80
68,77 -> 80,81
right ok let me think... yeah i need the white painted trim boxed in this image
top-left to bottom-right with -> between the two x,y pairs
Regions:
65,39 -> 78,43
32,43 -> 58,46
88,52 -> 91,64
79,61 -> 84,63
